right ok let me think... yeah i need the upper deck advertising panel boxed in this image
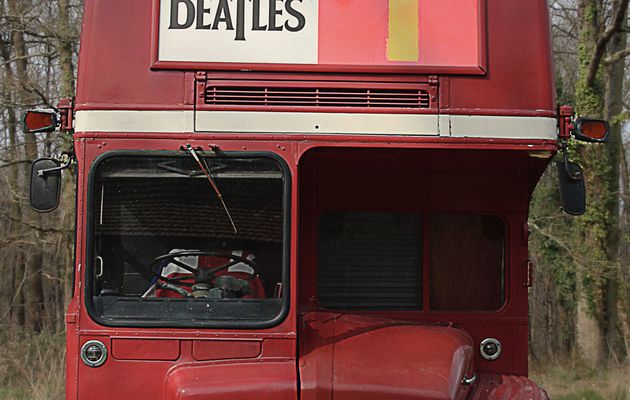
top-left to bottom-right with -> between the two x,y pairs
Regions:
154,0 -> 486,74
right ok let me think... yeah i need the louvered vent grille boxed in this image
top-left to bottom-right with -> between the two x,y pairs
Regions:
205,85 -> 431,110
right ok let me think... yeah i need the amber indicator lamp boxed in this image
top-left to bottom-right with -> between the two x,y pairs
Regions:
23,109 -> 58,133
572,118 -> 609,143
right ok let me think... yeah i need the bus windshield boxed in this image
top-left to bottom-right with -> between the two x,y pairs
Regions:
87,153 -> 288,327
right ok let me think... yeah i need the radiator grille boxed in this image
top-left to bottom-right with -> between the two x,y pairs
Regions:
205,85 -> 432,110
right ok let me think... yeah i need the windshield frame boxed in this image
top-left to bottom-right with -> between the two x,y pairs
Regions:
84,150 -> 292,329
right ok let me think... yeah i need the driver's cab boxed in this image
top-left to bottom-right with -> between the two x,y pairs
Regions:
88,152 -> 289,328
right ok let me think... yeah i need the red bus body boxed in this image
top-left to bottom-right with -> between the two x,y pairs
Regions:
65,1 -> 556,399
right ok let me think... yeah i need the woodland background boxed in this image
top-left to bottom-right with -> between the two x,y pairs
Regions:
1,0 -> 630,398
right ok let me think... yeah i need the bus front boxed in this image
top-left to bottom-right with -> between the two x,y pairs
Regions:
60,1 -> 558,399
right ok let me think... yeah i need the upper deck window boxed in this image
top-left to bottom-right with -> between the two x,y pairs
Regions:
87,153 -> 288,327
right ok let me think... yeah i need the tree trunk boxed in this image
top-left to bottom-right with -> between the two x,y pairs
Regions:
7,0 -> 45,333
58,0 -> 75,99
573,0 -> 630,364
0,0 -> 26,329
57,0 -> 78,314
602,17 -> 629,362
575,0 -> 606,364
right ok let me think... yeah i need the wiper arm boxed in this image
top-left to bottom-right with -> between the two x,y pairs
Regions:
185,144 -> 238,234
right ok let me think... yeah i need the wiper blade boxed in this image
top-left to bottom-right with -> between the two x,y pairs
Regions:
185,144 -> 238,234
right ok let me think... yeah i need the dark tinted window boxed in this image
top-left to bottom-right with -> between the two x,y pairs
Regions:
429,214 -> 505,311
317,211 -> 422,310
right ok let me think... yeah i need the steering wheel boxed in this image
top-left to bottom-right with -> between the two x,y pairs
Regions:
145,250 -> 257,298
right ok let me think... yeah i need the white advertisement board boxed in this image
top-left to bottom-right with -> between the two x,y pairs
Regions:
158,0 -> 319,64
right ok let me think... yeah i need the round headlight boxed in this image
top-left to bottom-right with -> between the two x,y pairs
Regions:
480,338 -> 501,361
81,340 -> 107,367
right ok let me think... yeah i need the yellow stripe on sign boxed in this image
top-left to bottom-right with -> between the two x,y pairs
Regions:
387,0 -> 419,62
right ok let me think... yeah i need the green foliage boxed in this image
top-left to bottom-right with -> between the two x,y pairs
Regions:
556,74 -> 575,105
575,80 -> 602,116
531,218 -> 577,313
575,2 -> 602,117
529,164 -> 579,353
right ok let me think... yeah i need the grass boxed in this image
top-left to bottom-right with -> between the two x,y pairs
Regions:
0,331 -> 65,400
531,362 -> 630,400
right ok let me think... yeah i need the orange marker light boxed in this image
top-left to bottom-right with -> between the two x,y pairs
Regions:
23,110 -> 57,133
580,120 -> 607,140
572,118 -> 609,143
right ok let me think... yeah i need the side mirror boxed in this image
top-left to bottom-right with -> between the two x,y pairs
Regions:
23,109 -> 58,133
30,158 -> 62,212
572,118 -> 609,143
557,161 -> 586,215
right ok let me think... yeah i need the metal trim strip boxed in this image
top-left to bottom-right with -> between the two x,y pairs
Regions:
75,110 -> 557,139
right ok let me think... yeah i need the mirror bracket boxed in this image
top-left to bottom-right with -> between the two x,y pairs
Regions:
38,153 -> 72,177
57,98 -> 74,133
560,140 -> 582,181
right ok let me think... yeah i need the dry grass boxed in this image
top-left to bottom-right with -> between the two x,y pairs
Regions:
0,331 -> 65,400
531,362 -> 630,400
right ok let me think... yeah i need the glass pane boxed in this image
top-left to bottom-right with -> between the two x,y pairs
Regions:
90,154 -> 286,325
317,211 -> 422,310
430,214 -> 505,311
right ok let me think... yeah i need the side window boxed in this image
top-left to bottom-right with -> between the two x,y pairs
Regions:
317,211 -> 422,310
429,214 -> 505,311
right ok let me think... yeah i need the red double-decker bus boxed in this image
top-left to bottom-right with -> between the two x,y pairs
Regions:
24,1 -> 607,399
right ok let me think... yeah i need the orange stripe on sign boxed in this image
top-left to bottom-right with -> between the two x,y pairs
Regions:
387,0 -> 419,62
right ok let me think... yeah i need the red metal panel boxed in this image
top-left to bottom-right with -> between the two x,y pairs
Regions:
71,137 -> 299,399
295,146 -> 549,379
65,298 -> 80,400
446,0 -> 554,114
299,312 -> 475,400
111,338 -> 181,361
163,360 -> 297,400
77,0 -> 554,118
67,134 -> 555,398
192,340 -> 261,361
77,0 -> 189,111
262,338 -> 296,357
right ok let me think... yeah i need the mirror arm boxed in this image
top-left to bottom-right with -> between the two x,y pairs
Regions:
560,140 -> 582,181
37,153 -> 72,177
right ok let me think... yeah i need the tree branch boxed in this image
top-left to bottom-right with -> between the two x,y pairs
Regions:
0,212 -> 72,235
603,47 -> 630,64
586,0 -> 630,87
0,159 -> 32,169
0,51 -> 55,68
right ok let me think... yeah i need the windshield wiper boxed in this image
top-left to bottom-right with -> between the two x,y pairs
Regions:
185,144 -> 238,234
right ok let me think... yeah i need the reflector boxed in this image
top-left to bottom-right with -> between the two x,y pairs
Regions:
572,118 -> 609,143
23,109 -> 57,133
